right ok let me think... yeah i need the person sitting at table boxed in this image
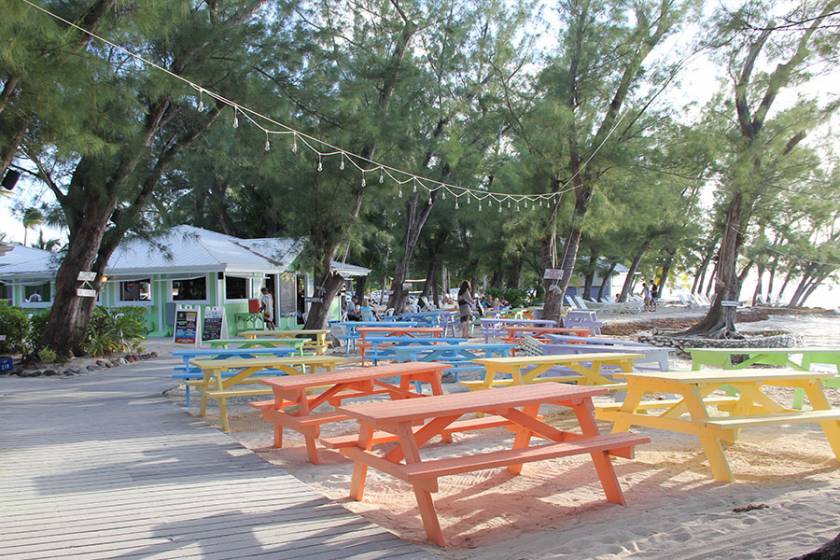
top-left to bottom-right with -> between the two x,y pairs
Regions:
457,281 -> 476,338
346,296 -> 362,321
359,298 -> 379,322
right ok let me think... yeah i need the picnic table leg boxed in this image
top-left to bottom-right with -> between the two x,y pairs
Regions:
215,372 -> 232,433
682,385 -> 732,482
611,385 -> 645,433
199,371 -> 211,417
396,423 -> 445,547
801,380 -> 840,460
349,425 -> 375,500
507,404 -> 539,475
572,399 -> 626,505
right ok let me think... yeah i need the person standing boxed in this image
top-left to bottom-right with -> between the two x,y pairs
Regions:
650,280 -> 659,312
641,282 -> 651,312
260,287 -> 276,330
457,281 -> 475,338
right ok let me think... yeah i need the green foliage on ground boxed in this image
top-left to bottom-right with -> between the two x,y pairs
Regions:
0,303 -> 30,354
83,307 -> 147,357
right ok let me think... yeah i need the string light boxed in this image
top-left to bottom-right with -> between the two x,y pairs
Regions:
455,199 -> 459,209
264,133 -> 270,152
442,190 -> 446,200
361,175 -> 366,187
379,168 -> 384,184
17,0 -> 629,211
317,156 -> 323,172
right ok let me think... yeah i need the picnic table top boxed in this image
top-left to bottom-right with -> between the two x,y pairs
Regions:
615,368 -> 835,383
190,355 -> 344,369
333,321 -> 418,327
546,334 -> 648,345
390,342 -> 515,352
362,336 -> 467,345
473,352 -> 644,366
480,318 -> 556,324
209,337 -> 306,344
544,342 -> 672,353
261,361 -> 450,391
685,347 -> 839,354
357,326 -> 444,334
172,347 -> 296,357
239,329 -> 328,337
504,326 -> 589,333
339,384 -> 608,424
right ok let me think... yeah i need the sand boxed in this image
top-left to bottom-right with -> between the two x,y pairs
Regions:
164,312 -> 840,559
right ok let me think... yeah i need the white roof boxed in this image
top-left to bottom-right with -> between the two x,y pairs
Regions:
331,260 -> 371,278
0,226 -> 305,279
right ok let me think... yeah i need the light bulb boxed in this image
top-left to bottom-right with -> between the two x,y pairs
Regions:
379,171 -> 384,184
317,158 -> 323,172
340,157 -> 345,170
455,199 -> 459,209
361,176 -> 366,187
264,137 -> 270,151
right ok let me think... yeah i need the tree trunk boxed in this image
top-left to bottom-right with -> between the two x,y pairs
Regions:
596,262 -> 617,301
490,270 -> 503,289
658,248 -> 676,297
704,262 -> 718,297
618,241 -> 650,302
752,264 -> 764,305
421,260 -> 434,298
582,249 -> 597,300
432,263 -> 441,307
777,268 -> 795,302
354,275 -> 367,303
505,257 -> 522,289
682,193 -> 744,337
386,193 -> 436,314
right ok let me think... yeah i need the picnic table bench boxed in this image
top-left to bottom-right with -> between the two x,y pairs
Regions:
595,369 -> 840,482
542,343 -> 673,371
388,343 -> 515,383
546,334 -> 651,347
206,337 -> 307,353
361,336 -> 468,365
253,362 -> 449,464
171,347 -> 298,406
463,352 -> 643,392
503,326 -> 591,345
357,326 -> 444,362
327,383 -> 649,546
239,329 -> 329,355
190,355 -> 344,432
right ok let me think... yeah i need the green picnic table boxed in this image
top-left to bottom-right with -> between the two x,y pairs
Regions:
206,338 -> 307,354
687,347 -> 840,408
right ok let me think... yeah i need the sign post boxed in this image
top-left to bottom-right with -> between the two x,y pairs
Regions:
76,271 -> 99,298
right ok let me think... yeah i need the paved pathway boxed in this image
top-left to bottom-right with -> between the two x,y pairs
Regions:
0,358 -> 433,559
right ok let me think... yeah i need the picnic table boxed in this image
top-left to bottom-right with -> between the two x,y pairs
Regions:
546,334 -> 651,346
480,317 -> 557,342
206,337 -> 307,353
503,326 -> 591,344
463,352 -> 643,391
326,384 -> 649,546
358,326 -> 444,362
190,355 -> 344,431
171,347 -> 298,406
396,310 -> 457,326
388,343 -> 515,383
543,343 -> 672,371
596,369 -> 840,482
239,329 -> 329,355
330,321 -> 419,354
253,362 -> 449,464
362,336 -> 468,365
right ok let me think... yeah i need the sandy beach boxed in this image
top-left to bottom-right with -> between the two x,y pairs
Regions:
167,309 -> 840,559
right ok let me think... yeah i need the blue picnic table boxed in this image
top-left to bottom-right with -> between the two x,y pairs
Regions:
364,336 -> 468,365
396,310 -> 458,327
479,317 -> 557,342
171,347 -> 297,405
388,342 -> 515,384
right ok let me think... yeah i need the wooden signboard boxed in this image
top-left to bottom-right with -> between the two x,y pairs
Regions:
543,268 -> 565,280
173,305 -> 200,345
201,306 -> 226,342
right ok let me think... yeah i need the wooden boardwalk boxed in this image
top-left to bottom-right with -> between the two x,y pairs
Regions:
0,360 -> 433,559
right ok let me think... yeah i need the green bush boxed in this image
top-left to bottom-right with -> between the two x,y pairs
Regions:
0,303 -> 30,354
485,287 -> 530,309
83,307 -> 147,357
27,311 -> 50,353
38,347 -> 58,364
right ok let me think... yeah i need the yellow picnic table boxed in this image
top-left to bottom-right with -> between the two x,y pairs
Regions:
239,329 -> 329,355
190,355 -> 344,431
596,369 -> 840,482
463,352 -> 643,391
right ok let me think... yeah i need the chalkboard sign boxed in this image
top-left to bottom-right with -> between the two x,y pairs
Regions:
173,305 -> 200,345
202,306 -> 225,342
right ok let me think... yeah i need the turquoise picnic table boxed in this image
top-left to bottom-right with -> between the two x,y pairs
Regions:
171,347 -> 298,406
480,317 -> 557,342
329,320 -> 418,354
364,336 -> 469,365
388,342 -> 516,384
206,338 -> 307,354
687,347 -> 840,409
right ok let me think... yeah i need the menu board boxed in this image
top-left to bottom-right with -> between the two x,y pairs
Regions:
173,305 -> 200,345
201,306 -> 225,342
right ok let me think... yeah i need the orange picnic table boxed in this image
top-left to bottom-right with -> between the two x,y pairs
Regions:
357,326 -> 444,362
252,362 -> 449,464
503,326 -> 591,344
325,384 -> 649,546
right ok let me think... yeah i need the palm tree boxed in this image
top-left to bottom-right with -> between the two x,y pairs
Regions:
21,207 -> 43,246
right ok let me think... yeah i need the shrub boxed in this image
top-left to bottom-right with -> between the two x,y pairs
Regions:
38,347 -> 58,364
485,287 -> 530,309
0,303 -> 30,354
83,307 -> 147,357
27,311 -> 50,353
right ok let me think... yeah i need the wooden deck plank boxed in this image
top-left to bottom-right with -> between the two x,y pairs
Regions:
0,358 -> 434,560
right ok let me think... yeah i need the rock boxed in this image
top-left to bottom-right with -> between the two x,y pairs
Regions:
42,369 -> 58,376
86,365 -> 99,371
62,369 -> 76,376
96,359 -> 108,367
149,351 -> 159,358
18,370 -> 38,378
116,358 -> 128,365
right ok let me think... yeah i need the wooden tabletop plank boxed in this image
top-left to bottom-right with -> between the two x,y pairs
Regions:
261,362 -> 450,390
239,329 -> 328,337
339,384 -> 608,424
190,355 -> 344,369
615,368 -> 835,383
473,352 -> 644,366
357,327 -> 444,333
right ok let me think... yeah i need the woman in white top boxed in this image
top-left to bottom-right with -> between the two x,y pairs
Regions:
260,287 -> 276,330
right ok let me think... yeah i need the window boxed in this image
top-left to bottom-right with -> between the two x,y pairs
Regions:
225,276 -> 248,300
120,279 -> 152,302
24,282 -> 51,303
172,277 -> 207,301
